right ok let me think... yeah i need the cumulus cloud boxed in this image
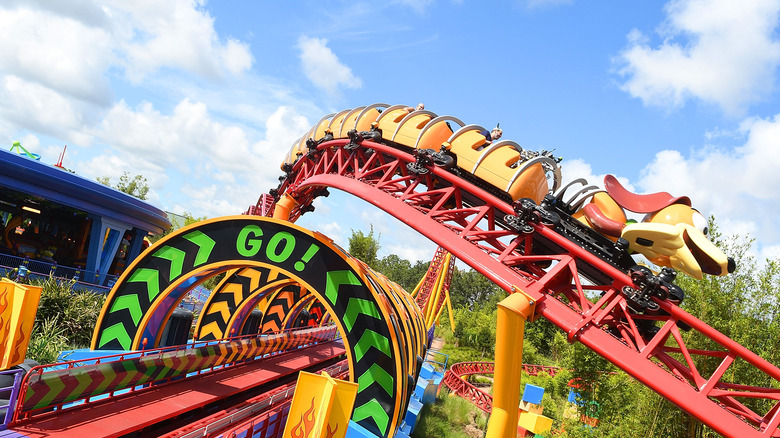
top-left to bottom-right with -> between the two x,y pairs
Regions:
0,1 -> 254,145
78,99 -> 311,217
297,36 -> 362,96
0,76 -> 95,145
636,114 -> 780,253
110,0 -> 253,82
0,5 -> 113,105
615,0 -> 780,114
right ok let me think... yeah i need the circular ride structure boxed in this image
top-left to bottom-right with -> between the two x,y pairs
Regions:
91,216 -> 427,437
249,103 -> 780,437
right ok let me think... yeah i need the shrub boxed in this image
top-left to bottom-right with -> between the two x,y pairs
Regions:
26,277 -> 107,363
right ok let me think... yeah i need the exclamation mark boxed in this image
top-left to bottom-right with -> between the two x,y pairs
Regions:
295,243 -> 320,271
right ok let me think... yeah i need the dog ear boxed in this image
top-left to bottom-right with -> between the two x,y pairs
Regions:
604,175 -> 690,213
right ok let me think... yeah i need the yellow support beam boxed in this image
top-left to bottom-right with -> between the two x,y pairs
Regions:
410,275 -> 424,298
445,293 -> 455,331
485,289 -> 536,438
425,253 -> 449,327
272,193 -> 299,221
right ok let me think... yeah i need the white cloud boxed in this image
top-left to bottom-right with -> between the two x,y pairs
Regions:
297,36 -> 362,96
0,4 -> 113,105
110,0 -> 253,82
0,1 -> 254,144
78,99 -> 311,218
615,0 -> 780,114
0,76 -> 94,145
558,158 -> 636,199
637,114 -> 780,252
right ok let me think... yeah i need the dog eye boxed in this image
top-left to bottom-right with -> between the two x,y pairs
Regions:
692,211 -> 708,235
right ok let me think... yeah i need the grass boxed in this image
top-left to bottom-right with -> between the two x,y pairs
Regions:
412,390 -> 488,438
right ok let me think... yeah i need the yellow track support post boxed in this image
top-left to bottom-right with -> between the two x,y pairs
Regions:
272,194 -> 299,221
410,275 -> 424,298
445,293 -> 455,331
425,253 -> 450,327
486,289 -> 536,438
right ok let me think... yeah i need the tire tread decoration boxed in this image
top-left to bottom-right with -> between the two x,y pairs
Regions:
92,216 -> 419,437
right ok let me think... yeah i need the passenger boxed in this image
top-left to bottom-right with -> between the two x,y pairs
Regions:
404,103 -> 425,112
484,124 -> 502,142
477,124 -> 502,151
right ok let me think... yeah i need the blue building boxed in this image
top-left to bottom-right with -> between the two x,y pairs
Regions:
0,147 -> 170,290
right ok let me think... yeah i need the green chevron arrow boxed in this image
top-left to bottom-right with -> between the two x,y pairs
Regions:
65,370 -> 94,404
352,399 -> 390,435
34,372 -> 66,410
134,357 -> 159,385
183,230 -> 215,266
358,363 -> 394,397
153,245 -> 186,280
354,329 -> 391,362
118,361 -> 139,389
128,268 -> 160,301
93,363 -> 117,395
98,322 -> 133,350
110,295 -> 143,324
344,298 -> 381,332
325,270 -> 362,304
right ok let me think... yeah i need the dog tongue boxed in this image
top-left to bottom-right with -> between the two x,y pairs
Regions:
604,174 -> 690,213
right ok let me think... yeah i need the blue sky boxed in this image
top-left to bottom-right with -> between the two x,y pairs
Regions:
2,0 -> 780,264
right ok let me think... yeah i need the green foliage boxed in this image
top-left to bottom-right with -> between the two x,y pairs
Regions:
452,307 -> 497,356
356,221 -> 780,437
375,254 -> 429,292
200,271 -> 226,291
149,210 -> 208,243
412,391 -> 487,438
26,317 -> 68,365
450,268 -> 505,311
348,226 -> 381,268
28,276 -> 106,363
97,171 -> 149,200
524,317 -> 560,358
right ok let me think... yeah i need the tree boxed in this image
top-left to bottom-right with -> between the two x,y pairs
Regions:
148,211 -> 207,243
348,226 -> 381,268
376,254 -> 430,292
449,268 -> 505,311
97,172 -> 149,200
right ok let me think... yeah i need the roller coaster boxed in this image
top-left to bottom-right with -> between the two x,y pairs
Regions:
260,103 -> 780,437
1,102 -> 778,437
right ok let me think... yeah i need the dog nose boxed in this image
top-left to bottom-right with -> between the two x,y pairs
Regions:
727,257 -> 736,273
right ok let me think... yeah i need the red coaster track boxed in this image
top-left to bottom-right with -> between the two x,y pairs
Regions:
256,136 -> 780,437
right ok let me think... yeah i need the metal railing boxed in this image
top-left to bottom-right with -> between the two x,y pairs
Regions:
14,325 -> 340,422
0,253 -> 117,290
0,367 -> 25,430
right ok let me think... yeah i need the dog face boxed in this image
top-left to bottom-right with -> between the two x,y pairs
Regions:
638,204 -> 734,278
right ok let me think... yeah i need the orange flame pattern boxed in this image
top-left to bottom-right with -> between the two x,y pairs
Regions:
325,422 -> 339,438
291,397 -> 317,438
11,323 -> 27,364
0,290 -> 8,360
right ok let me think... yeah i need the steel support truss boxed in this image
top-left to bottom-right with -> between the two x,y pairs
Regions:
257,138 -> 780,437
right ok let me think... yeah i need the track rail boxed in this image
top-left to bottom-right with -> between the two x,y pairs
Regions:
442,362 -> 495,413
263,137 -> 780,437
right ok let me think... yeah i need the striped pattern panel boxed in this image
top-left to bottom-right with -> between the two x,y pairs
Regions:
20,326 -> 338,414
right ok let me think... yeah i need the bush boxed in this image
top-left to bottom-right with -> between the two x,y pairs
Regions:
27,276 -> 107,363
26,318 -> 68,365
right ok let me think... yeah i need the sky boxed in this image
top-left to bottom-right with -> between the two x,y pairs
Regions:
2,0 -> 780,265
